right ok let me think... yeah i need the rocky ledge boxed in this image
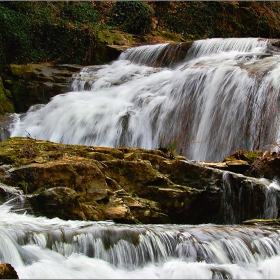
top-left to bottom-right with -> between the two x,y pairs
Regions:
1,63 -> 84,113
0,137 -> 279,225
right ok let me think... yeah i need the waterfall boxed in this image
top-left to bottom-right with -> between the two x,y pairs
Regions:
220,173 -> 280,224
220,172 -> 236,224
262,179 -> 280,219
8,38 -> 280,161
1,198 -> 280,279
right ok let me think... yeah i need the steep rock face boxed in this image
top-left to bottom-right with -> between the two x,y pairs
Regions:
0,137 -> 278,224
0,77 -> 14,116
1,64 -> 83,113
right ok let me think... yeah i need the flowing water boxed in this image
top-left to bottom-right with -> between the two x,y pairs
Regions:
8,37 -> 280,161
0,193 -> 280,279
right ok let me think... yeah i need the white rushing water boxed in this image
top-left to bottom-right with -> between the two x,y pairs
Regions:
1,196 -> 280,279
9,37 -> 280,161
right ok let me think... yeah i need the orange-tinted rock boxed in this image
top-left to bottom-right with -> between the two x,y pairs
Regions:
0,263 -> 18,279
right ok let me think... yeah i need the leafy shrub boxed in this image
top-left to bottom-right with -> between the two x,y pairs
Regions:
106,1 -> 154,34
0,2 -> 100,65
152,1 -> 280,39
59,2 -> 101,26
37,19 -> 96,64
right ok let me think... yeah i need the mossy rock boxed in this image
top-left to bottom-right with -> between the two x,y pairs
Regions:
248,156 -> 280,180
224,150 -> 263,165
3,63 -> 80,113
9,63 -> 48,79
97,29 -> 133,46
0,77 -> 14,116
0,263 -> 18,279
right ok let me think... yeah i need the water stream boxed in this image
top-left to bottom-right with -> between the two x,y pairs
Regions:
3,38 -> 280,278
0,196 -> 280,279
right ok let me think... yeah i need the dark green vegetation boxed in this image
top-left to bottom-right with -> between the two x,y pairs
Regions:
152,1 -> 280,39
0,78 -> 14,116
1,1 -> 280,66
106,1 -> 154,35
0,1 -> 101,65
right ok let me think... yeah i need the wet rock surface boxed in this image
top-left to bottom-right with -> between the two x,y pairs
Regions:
1,63 -> 83,113
0,137 -> 279,224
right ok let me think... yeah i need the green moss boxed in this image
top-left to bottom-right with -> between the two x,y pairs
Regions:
9,63 -> 44,79
243,151 -> 263,164
0,137 -> 123,167
152,31 -> 182,42
9,81 -> 26,113
9,64 -> 30,77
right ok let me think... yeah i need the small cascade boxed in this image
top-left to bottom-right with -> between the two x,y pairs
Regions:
184,37 -> 268,60
119,42 -> 190,67
119,43 -> 170,66
220,172 -> 236,224
8,37 -> 280,161
0,183 -> 32,215
0,226 -> 26,268
219,172 -> 280,224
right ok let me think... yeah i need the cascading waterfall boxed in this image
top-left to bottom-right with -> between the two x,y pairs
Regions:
8,37 -> 280,161
3,37 -> 280,279
0,177 -> 279,279
262,179 -> 280,219
0,197 -> 280,279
